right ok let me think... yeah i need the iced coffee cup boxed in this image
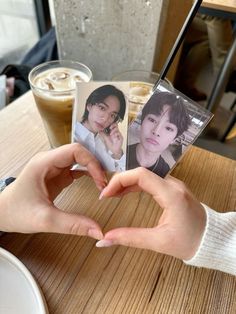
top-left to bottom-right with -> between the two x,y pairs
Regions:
29,60 -> 92,148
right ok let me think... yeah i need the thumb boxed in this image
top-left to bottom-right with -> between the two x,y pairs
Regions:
96,227 -> 163,252
40,206 -> 103,240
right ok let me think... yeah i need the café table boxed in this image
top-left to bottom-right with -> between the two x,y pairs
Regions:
0,91 -> 236,313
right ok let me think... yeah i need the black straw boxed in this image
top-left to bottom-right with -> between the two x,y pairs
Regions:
153,0 -> 203,91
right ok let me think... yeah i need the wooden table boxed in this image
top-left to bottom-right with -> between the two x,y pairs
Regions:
202,0 -> 236,13
1,91 -> 236,313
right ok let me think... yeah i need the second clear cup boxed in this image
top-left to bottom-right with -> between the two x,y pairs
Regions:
112,70 -> 173,122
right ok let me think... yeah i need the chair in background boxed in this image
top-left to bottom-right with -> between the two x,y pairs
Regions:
205,23 -> 236,143
219,98 -> 236,142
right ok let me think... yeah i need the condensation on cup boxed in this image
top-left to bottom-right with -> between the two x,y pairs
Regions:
29,60 -> 92,148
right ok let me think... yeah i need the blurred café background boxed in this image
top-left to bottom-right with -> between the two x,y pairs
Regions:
0,0 -> 235,159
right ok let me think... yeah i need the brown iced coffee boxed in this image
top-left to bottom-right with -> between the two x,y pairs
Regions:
29,61 -> 92,148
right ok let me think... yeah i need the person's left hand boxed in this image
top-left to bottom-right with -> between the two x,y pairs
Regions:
0,143 -> 107,239
100,123 -> 123,159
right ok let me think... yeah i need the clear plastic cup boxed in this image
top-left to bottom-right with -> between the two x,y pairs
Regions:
112,70 -> 173,122
29,60 -> 92,148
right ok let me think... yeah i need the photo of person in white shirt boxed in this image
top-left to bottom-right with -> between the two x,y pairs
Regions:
74,84 -> 127,172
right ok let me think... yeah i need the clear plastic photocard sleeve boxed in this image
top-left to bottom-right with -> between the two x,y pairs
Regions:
72,80 -> 213,176
127,80 -> 213,177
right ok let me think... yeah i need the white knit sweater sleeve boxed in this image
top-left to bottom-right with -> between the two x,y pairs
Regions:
184,204 -> 236,275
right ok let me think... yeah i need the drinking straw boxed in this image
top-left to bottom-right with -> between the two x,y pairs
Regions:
153,0 -> 203,91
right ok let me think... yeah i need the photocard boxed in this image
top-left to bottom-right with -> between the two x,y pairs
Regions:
127,81 -> 213,177
72,81 -> 129,172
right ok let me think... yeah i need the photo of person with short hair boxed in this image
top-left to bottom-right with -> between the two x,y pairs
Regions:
127,91 -> 191,177
74,84 -> 127,172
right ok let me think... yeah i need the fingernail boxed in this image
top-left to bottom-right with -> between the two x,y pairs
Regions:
99,190 -> 104,200
97,184 -> 104,191
102,180 -> 107,188
97,179 -> 107,191
99,187 -> 107,200
96,239 -> 114,248
88,229 -> 103,240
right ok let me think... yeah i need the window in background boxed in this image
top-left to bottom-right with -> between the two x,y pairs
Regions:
0,0 -> 39,71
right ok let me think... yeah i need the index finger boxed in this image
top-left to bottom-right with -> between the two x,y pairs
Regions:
30,143 -> 107,187
101,167 -> 174,208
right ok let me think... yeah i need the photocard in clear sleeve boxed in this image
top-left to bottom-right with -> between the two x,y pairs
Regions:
72,81 -> 129,172
127,81 -> 213,178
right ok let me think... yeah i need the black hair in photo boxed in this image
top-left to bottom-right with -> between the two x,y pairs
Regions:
82,84 -> 126,123
141,91 -> 191,138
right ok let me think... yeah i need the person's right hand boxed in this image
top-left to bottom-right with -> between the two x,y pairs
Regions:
96,168 -> 206,260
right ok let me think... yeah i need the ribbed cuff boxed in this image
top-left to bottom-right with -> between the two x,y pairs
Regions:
184,204 -> 236,276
